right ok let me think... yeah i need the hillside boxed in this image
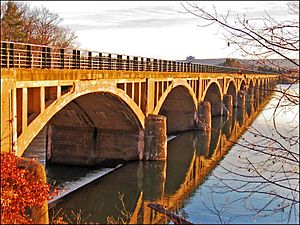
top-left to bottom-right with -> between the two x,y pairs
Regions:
178,58 -> 299,70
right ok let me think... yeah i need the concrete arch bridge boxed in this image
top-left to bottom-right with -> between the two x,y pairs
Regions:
0,41 -> 278,164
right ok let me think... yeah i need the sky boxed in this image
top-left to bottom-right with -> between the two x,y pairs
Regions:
21,1 -> 293,60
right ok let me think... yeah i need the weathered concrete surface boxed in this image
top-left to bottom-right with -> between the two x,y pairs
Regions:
144,114 -> 167,161
47,125 -> 143,165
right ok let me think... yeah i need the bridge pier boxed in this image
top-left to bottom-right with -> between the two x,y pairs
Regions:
144,114 -> 167,161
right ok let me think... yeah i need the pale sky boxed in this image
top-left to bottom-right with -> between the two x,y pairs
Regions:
22,1 -> 293,60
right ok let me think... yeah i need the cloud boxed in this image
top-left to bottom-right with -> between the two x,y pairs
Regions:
63,3 -> 198,31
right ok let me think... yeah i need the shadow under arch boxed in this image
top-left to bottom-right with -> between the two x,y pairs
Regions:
203,82 -> 222,116
21,85 -> 145,165
253,82 -> 260,109
259,81 -> 264,100
157,84 -> 197,134
239,79 -> 247,92
226,80 -> 237,107
247,80 -> 254,101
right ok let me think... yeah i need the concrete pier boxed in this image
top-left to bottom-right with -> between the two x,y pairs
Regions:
144,114 -> 167,161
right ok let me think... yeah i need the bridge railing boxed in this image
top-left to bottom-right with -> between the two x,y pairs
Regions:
1,41 -> 274,75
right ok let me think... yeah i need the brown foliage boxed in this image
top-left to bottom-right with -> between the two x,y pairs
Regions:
0,0 -> 78,48
0,152 -> 53,224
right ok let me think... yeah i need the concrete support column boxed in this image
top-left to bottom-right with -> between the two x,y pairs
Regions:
22,88 -> 28,131
237,90 -> 246,109
146,78 -> 155,115
144,114 -> 167,161
223,94 -> 233,117
57,85 -> 61,99
196,101 -> 211,131
40,86 -> 45,113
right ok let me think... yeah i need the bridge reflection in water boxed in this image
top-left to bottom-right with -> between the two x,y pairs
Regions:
49,95 -> 272,224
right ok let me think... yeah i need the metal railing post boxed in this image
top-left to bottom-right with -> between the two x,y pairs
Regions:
117,55 -> 122,70
126,56 -> 129,71
88,51 -> 92,69
26,45 -> 32,68
47,47 -> 51,68
9,43 -> 14,68
108,54 -> 111,70
99,53 -> 102,70
72,50 -> 76,69
153,59 -> 157,71
146,58 -> 150,71
42,47 -> 46,68
140,57 -> 144,71
60,49 -> 64,69
76,50 -> 80,69
1,42 -> 7,67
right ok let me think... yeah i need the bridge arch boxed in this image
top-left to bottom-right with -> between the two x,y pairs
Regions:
225,80 -> 237,107
154,80 -> 198,134
202,82 -> 223,116
18,81 -> 145,160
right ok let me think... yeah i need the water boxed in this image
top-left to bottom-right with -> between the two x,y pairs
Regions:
26,84 -> 300,224
177,83 -> 299,224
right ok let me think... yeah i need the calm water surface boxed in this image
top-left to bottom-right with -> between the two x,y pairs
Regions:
44,84 -> 299,224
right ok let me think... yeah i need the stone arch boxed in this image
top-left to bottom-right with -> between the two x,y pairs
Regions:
202,82 -> 222,117
155,81 -> 198,134
18,82 -> 144,159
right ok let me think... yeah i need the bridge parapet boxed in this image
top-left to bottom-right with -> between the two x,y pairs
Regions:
1,41 -> 276,75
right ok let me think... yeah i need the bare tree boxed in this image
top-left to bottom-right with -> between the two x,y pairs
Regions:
181,1 -> 299,78
181,1 -> 299,223
1,0 -> 78,48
